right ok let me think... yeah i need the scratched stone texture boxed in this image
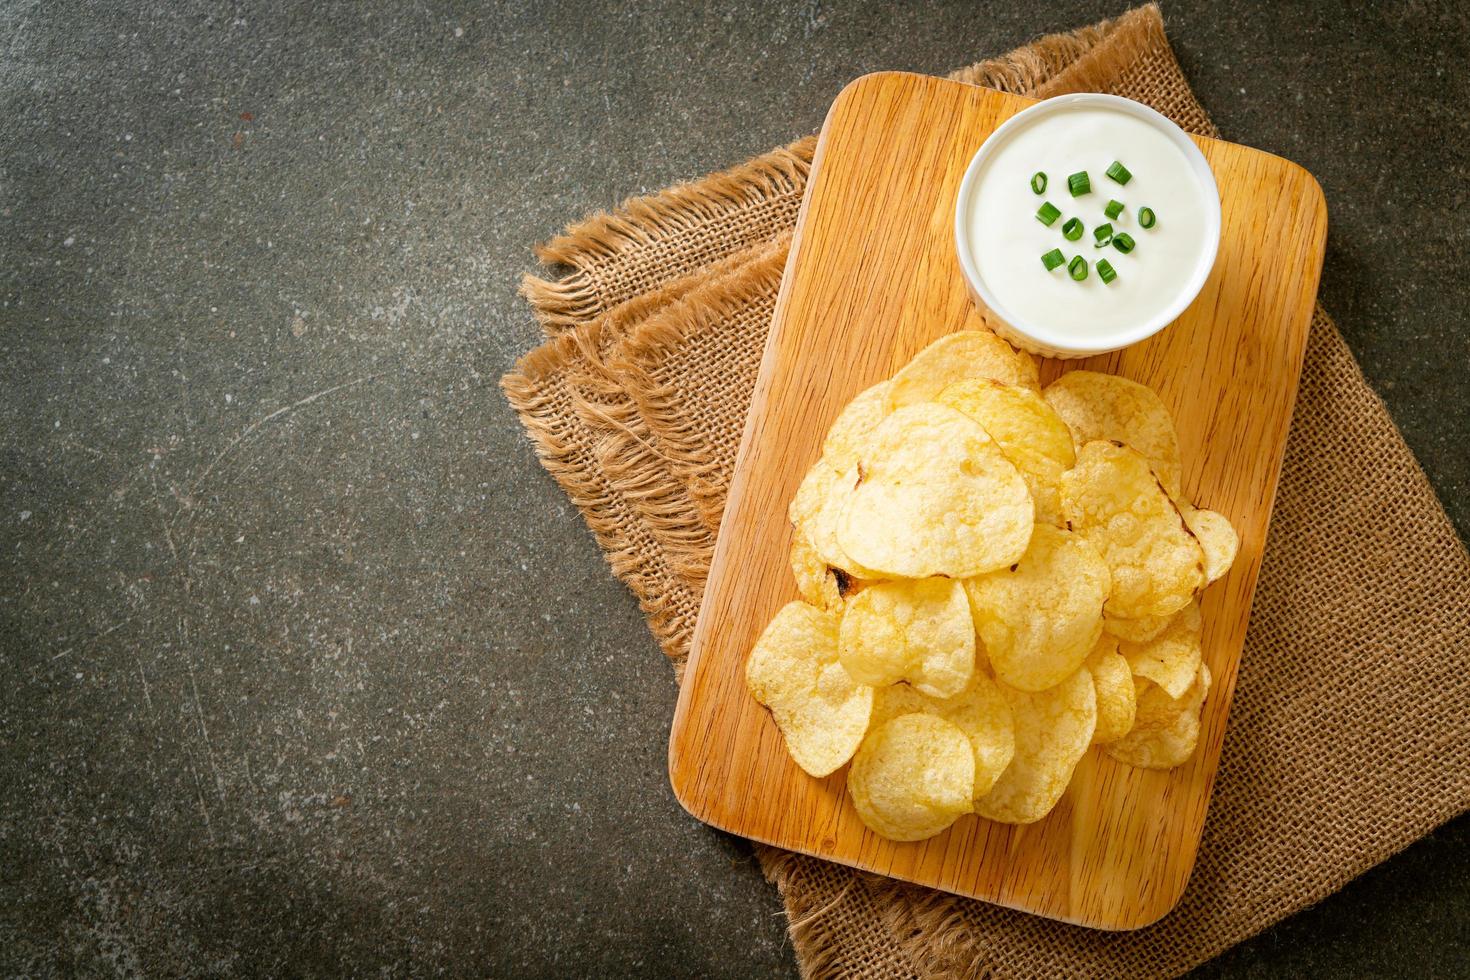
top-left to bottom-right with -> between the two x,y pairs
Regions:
1,1 -> 1466,977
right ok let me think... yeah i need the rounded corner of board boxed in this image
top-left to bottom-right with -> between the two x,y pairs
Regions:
1094,853 -> 1200,932
825,71 -> 934,124
837,69 -> 928,94
666,728 -> 697,797
1266,154 -> 1329,247
1217,142 -> 1329,241
667,722 -> 723,830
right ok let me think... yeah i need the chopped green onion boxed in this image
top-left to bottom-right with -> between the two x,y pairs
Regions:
1068,255 -> 1088,281
1105,160 -> 1132,185
1041,248 -> 1065,271
1031,172 -> 1047,194
1062,217 -> 1084,241
1035,201 -> 1061,226
1093,222 -> 1113,246
1104,199 -> 1124,220
1112,232 -> 1136,254
1097,258 -> 1118,284
1138,206 -> 1157,229
1067,171 -> 1091,196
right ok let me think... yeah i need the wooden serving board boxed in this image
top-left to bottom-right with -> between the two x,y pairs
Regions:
668,72 -> 1326,930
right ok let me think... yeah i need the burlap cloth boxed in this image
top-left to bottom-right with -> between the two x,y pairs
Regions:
502,6 -> 1470,977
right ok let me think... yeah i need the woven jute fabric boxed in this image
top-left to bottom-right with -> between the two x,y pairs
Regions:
502,6 -> 1470,977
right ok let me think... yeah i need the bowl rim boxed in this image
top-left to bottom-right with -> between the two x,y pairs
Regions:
953,92 -> 1222,356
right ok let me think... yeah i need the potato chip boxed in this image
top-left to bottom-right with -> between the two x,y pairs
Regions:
839,577 -> 975,698
1118,600 -> 1202,699
789,457 -> 838,530
1182,506 -> 1239,584
884,330 -> 1041,413
848,714 -> 974,841
974,669 -> 1096,824
1105,663 -> 1211,770
1085,636 -> 1137,744
871,671 -> 1015,799
789,531 -> 841,610
839,404 -> 1033,578
1103,610 -> 1174,645
804,467 -> 884,578
1061,441 -> 1205,620
823,380 -> 891,473
745,601 -> 874,777
936,379 -> 1074,525
1043,370 -> 1183,497
963,524 -> 1109,692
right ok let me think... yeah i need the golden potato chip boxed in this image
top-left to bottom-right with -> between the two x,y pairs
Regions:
839,404 -> 1033,578
848,714 -> 974,842
936,379 -> 1075,525
1182,506 -> 1239,584
789,457 -> 838,530
839,578 -> 975,698
884,330 -> 1041,413
1043,370 -> 1183,497
871,671 -> 1015,799
1103,610 -> 1175,645
745,601 -> 874,777
1119,600 -> 1202,699
1061,441 -> 1205,620
789,531 -> 841,610
974,669 -> 1096,824
1105,663 -> 1211,770
823,380 -> 891,473
1085,636 -> 1137,744
805,467 -> 884,578
793,460 -> 882,578
963,524 -> 1109,692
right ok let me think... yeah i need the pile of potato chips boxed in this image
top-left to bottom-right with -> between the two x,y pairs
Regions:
746,331 -> 1239,841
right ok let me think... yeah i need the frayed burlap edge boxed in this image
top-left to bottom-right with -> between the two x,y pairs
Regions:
520,142 -> 813,333
610,235 -> 793,533
506,237 -> 801,669
501,318 -> 699,662
566,359 -> 716,607
565,239 -> 814,639
757,847 -> 930,980
502,266 -> 738,662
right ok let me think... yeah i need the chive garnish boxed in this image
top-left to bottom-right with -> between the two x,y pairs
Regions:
1031,172 -> 1047,194
1062,217 -> 1083,241
1138,206 -> 1157,229
1097,258 -> 1118,284
1093,222 -> 1113,247
1105,160 -> 1132,185
1104,199 -> 1124,220
1067,255 -> 1088,281
1067,171 -> 1091,196
1036,201 -> 1061,226
1112,232 -> 1136,254
1041,248 -> 1065,271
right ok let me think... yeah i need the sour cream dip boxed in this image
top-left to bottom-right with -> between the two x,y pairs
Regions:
955,94 -> 1220,359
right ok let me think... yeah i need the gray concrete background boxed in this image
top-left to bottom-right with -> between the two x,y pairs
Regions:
2,1 -> 1467,976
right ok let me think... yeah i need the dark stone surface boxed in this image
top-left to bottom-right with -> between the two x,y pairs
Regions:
1,1 -> 1465,976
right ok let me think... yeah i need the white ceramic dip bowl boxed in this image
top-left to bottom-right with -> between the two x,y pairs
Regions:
955,93 -> 1221,359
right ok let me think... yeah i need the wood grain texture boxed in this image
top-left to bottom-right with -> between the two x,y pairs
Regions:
668,72 -> 1327,930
